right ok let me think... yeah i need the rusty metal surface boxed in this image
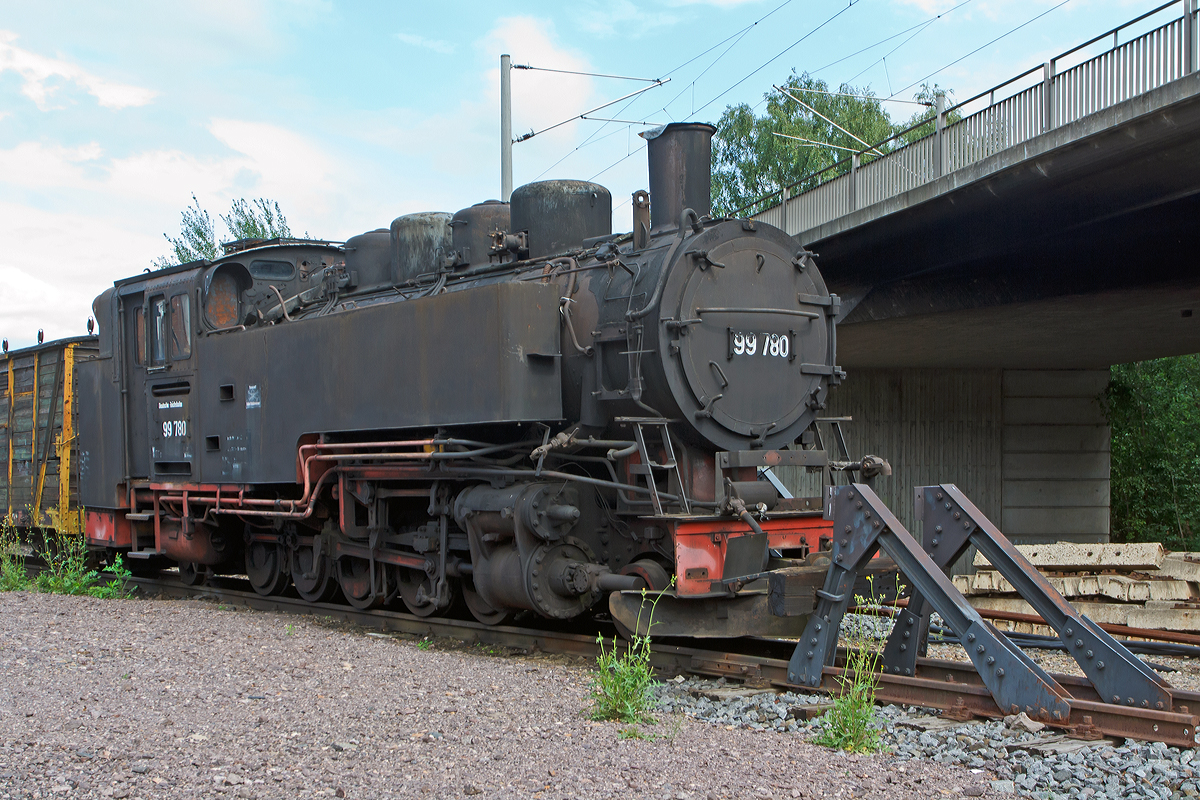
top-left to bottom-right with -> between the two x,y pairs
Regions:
609,589 -> 811,639
641,123 -> 715,231
198,281 -> 563,483
390,212 -> 452,285
510,180 -> 611,259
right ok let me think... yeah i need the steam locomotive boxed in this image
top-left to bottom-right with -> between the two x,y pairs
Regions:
19,123 -> 887,637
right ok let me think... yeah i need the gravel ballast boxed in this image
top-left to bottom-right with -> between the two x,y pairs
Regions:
0,592 -> 983,799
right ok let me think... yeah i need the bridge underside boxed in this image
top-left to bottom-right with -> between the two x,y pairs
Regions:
788,73 -> 1200,549
805,73 -> 1200,369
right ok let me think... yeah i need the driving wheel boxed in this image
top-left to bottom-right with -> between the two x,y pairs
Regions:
291,544 -> 339,603
245,541 -> 289,596
336,556 -> 384,610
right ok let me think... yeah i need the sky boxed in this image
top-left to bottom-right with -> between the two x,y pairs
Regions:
0,0 -> 1176,348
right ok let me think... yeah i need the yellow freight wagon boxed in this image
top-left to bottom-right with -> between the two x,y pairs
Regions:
0,337 -> 99,533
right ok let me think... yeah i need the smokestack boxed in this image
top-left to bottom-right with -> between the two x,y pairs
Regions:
640,122 -> 715,232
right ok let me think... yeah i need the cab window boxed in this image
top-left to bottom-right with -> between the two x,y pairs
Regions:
169,294 -> 192,360
148,296 -> 167,366
249,260 -> 294,280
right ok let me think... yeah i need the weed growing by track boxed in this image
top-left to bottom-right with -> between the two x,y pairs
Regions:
0,519 -> 30,591
0,514 -> 134,598
35,528 -> 135,598
812,574 -> 902,754
589,585 -> 668,725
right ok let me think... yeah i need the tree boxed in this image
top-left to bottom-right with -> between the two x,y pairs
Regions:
710,73 -> 955,217
1104,355 -> 1200,551
896,83 -> 961,146
153,196 -> 294,269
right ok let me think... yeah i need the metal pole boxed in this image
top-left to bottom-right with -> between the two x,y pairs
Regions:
849,153 -> 859,212
1185,0 -> 1196,76
780,184 -> 790,234
500,54 -> 513,202
934,92 -> 946,178
1042,61 -> 1054,132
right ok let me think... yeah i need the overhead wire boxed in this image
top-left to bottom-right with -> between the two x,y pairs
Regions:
845,18 -> 937,85
531,0 -> 799,181
587,0 -> 868,186
888,0 -> 1074,100
690,0 -> 865,117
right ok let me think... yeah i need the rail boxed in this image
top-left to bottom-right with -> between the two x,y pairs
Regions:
743,0 -> 1199,234
119,570 -> 1200,746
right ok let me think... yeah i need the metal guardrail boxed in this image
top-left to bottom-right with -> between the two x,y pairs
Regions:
747,0 -> 1199,235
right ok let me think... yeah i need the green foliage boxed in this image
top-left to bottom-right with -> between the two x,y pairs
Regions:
711,74 -> 961,217
811,575 -> 897,754
589,588 -> 667,725
811,645 -> 882,753
590,631 -> 657,724
222,198 -> 292,242
88,554 -> 134,599
1105,355 -> 1200,550
896,83 -> 962,145
416,637 -> 432,651
0,519 -> 31,591
153,193 -> 218,268
34,529 -> 97,595
25,527 -> 134,598
154,195 -> 294,269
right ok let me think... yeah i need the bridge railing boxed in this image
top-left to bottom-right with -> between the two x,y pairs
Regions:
746,0 -> 1198,236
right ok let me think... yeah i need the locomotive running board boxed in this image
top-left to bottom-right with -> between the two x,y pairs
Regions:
789,484 -> 1180,725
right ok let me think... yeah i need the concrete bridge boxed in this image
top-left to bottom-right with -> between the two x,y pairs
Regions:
753,1 -> 1200,554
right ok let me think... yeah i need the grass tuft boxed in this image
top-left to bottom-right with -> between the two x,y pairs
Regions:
0,516 -> 134,599
811,574 -> 903,754
588,585 -> 668,725
0,519 -> 31,591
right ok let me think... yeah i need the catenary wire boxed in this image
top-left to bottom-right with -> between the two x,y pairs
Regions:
531,0 -> 799,180
889,0 -> 1074,100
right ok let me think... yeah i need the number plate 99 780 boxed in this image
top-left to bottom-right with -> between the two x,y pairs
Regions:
728,329 -> 795,360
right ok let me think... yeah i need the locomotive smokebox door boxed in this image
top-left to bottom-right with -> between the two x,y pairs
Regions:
659,224 -> 837,452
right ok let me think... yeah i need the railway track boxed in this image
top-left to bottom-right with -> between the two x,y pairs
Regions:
122,570 -> 1200,748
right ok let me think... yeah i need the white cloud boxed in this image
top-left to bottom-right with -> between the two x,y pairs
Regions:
667,0 -> 764,6
576,1 -> 679,38
893,0 -> 961,13
0,30 -> 158,110
484,17 -> 596,149
394,32 -> 455,54
0,203 -> 163,348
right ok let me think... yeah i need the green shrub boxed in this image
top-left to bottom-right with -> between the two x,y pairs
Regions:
589,588 -> 666,725
811,644 -> 882,753
32,528 -> 133,599
0,519 -> 31,591
1105,356 -> 1200,550
811,574 -> 896,754
88,554 -> 134,599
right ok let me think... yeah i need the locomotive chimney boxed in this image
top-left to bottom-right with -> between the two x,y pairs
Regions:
641,122 -> 716,232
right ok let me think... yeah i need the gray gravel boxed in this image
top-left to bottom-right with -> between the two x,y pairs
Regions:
657,676 -> 1200,800
0,591 -> 982,799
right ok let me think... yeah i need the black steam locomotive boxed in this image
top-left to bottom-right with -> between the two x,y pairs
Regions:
69,122 -> 870,637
